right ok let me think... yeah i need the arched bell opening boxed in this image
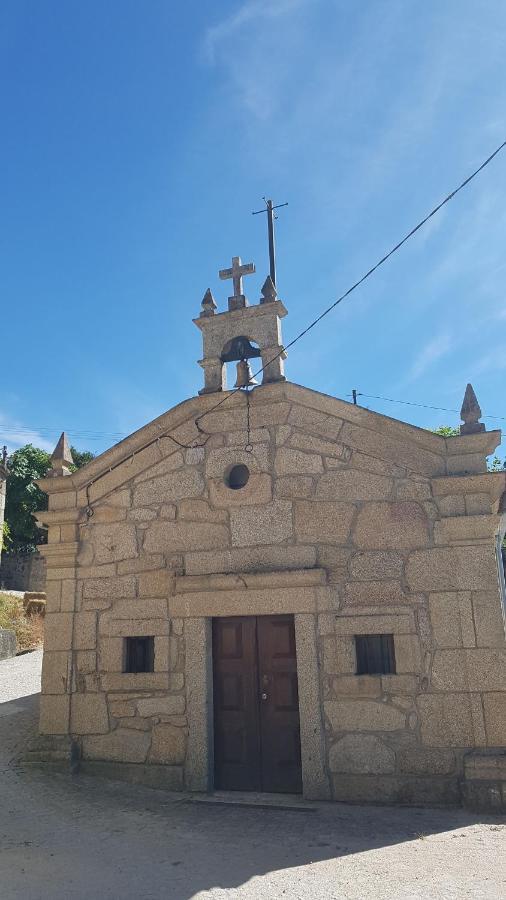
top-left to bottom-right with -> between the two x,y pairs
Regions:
221,336 -> 261,391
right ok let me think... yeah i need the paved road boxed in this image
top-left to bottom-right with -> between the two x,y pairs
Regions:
0,652 -> 505,900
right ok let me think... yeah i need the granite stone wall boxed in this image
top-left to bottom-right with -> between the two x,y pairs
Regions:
35,382 -> 506,805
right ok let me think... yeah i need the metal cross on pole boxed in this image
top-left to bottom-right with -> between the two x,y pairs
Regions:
252,197 -> 288,288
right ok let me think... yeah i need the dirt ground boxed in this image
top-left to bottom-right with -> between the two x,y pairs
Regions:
0,651 -> 505,900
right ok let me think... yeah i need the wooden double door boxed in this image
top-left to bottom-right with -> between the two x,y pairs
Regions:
213,615 -> 302,794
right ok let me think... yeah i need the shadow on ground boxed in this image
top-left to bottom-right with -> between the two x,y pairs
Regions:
1,694 -> 504,900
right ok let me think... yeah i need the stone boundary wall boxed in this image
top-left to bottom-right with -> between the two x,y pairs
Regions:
0,552 -> 46,592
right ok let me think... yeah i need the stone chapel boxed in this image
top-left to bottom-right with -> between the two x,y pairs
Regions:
36,256 -> 506,808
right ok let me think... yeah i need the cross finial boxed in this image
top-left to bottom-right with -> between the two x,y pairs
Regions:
49,432 -> 74,477
460,383 -> 485,434
219,256 -> 255,311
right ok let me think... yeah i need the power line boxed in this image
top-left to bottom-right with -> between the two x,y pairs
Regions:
5,139 -> 505,506
352,393 -> 506,421
195,137 -> 506,431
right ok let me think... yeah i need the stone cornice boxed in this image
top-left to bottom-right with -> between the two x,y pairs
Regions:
432,472 -> 506,501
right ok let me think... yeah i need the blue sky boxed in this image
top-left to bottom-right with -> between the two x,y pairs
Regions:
1,0 -> 505,458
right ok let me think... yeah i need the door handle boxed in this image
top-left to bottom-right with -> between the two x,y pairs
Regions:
261,692 -> 268,701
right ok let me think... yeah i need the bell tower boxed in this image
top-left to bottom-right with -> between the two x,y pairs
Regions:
193,256 -> 288,394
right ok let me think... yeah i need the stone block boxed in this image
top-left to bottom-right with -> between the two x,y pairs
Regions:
230,500 -> 292,547
339,422 -> 444,476
418,694 -> 474,746
99,637 -> 124,671
398,748 -> 456,775
41,651 -> 71,693
394,635 -> 422,673
395,479 -> 431,500
436,494 -> 466,516
353,502 -> 429,550
466,493 -> 492,515
274,476 -> 314,499
446,454 -> 487,475
294,501 -> 354,545
99,608 -> 169,637
44,613 -> 73,651
60,580 -> 77,612
332,675 -> 381,697
133,469 -> 204,506
133,451 -> 184,482
205,445 -> 270,478
381,675 -> 418,694
83,575 -> 136,601
434,515 -> 498,545
74,612 -> 96,650
137,695 -> 186,717
226,428 -> 270,446
342,580 -> 409,607
77,564 -> 116,580
330,773 -> 460,806
82,728 -> 151,763
288,432 -> 351,461
144,520 -> 229,553
349,551 -> 404,581
274,448 -> 323,475
433,650 -> 506,691
329,734 -> 395,774
149,724 -> 186,764
429,592 -> 474,649
159,504 -> 177,519
91,524 -> 137,564
76,651 -> 96,675
117,555 -> 164,575
473,591 -> 506,648
287,403 -> 343,439
138,569 -> 172,598
406,546 -> 498,591
100,673 -> 168,692
89,506 -> 127,524
334,613 -> 414,635
315,470 -> 392,501
0,628 -> 16,660
184,544 -> 317,576
127,508 -> 158,522
39,694 -> 70,734
325,700 -> 406,731
483,693 -> 506,745
71,693 -> 109,734
316,546 -> 352,582
177,499 -> 228,522
44,581 -> 62,613
209,474 -> 272,508
250,401 -> 291,429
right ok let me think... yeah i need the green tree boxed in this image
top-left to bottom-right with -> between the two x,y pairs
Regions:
4,443 -> 94,553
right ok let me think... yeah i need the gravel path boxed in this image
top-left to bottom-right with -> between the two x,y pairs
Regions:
0,652 -> 505,899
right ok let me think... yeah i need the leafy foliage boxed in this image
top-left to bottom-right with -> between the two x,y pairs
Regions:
4,443 -> 94,553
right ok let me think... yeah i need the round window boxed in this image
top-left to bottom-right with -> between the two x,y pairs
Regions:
226,464 -> 250,490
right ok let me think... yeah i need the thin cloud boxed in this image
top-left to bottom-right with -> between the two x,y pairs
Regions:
204,0 -> 304,64
408,333 -> 452,381
0,413 -> 55,454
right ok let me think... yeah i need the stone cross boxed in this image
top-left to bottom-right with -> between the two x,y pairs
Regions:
219,256 -> 255,311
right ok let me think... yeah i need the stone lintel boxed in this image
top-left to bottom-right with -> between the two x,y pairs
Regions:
175,568 -> 327,595
169,585 -> 334,618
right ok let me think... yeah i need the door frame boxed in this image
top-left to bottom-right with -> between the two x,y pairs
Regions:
184,612 -> 330,799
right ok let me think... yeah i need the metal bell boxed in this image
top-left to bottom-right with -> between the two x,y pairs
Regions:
234,359 -> 258,389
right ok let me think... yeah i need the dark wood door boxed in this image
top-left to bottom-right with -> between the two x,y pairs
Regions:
213,615 -> 302,793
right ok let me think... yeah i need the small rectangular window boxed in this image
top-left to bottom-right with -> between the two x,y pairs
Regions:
124,636 -> 154,673
355,634 -> 396,675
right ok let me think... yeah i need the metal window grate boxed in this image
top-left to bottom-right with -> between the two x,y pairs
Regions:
124,636 -> 155,673
355,634 -> 396,675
